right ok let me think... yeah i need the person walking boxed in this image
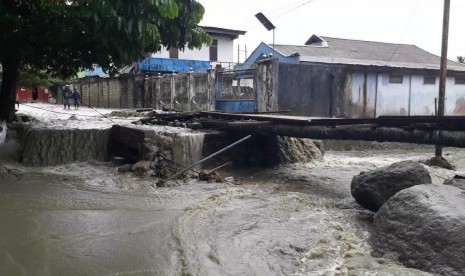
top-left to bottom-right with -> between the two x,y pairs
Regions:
71,87 -> 81,109
63,85 -> 71,109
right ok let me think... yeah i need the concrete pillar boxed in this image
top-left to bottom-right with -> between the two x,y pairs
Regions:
170,73 -> 176,109
256,58 -> 279,112
187,72 -> 194,111
107,79 -> 111,108
155,76 -> 162,110
207,69 -> 216,111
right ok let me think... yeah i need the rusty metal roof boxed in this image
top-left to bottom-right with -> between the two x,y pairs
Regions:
272,35 -> 465,72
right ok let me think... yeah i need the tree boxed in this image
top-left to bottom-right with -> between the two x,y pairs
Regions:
458,56 -> 465,64
0,0 -> 210,121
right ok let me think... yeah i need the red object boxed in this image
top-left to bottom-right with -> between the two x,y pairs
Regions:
16,86 -> 50,103
16,87 -> 32,102
37,87 -> 49,102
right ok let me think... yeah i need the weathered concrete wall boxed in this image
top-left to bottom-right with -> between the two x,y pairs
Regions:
257,58 -> 279,112
66,70 -> 217,111
350,72 -> 377,117
21,128 -> 110,166
192,73 -> 212,111
278,63 -> 351,117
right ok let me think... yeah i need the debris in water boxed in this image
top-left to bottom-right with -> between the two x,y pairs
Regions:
198,161 -> 234,183
421,156 -> 455,170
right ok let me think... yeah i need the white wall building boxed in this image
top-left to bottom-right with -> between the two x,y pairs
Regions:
152,26 -> 245,70
244,35 -> 465,117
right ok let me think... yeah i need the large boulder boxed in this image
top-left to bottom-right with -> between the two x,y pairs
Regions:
372,184 -> 465,276
351,161 -> 431,212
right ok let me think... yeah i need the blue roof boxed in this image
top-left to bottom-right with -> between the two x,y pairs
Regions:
138,58 -> 211,73
85,67 -> 109,77
237,42 -> 300,70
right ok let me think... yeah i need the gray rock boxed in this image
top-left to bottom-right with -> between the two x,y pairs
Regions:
117,164 -> 132,173
372,184 -> 465,276
188,122 -> 202,130
443,176 -> 465,190
351,161 -> 431,212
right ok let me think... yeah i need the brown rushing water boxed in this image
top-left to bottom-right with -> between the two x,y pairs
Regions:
2,146 -> 460,275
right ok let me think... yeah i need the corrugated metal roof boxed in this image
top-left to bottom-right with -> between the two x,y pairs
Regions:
200,26 -> 246,39
272,36 -> 465,72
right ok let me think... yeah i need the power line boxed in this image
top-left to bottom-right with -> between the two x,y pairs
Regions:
233,0 -> 318,30
272,0 -> 317,21
386,0 -> 420,65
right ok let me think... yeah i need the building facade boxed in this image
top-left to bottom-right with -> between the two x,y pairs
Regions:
151,26 -> 246,71
244,35 -> 465,117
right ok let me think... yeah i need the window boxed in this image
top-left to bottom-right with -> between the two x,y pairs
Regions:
424,76 -> 436,85
455,76 -> 465,85
389,75 -> 403,84
209,39 -> 218,61
169,47 -> 178,59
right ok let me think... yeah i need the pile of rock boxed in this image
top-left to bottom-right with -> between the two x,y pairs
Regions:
351,160 -> 465,276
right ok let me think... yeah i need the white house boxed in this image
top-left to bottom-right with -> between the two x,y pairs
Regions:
152,26 -> 246,70
243,35 -> 465,117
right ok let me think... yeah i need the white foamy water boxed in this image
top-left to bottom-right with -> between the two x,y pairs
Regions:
173,133 -> 205,168
0,121 -> 6,145
16,103 -> 200,134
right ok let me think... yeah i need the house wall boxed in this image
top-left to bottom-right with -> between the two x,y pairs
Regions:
371,74 -> 465,116
277,62 -> 465,117
349,73 -> 377,117
152,35 -> 235,63
277,63 -> 352,117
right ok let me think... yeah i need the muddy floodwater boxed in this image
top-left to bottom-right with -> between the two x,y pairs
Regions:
1,146 -> 462,275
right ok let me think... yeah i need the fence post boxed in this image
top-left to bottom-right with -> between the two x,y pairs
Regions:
170,73 -> 176,109
188,72 -> 194,111
256,58 -> 279,112
155,75 -> 162,110
107,79 -> 110,108
135,72 -> 145,108
207,68 -> 216,111
88,82 -> 91,107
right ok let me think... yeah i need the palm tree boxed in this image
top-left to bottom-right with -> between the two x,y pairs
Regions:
458,56 -> 465,64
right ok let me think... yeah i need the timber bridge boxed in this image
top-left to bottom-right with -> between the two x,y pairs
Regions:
138,111 -> 465,148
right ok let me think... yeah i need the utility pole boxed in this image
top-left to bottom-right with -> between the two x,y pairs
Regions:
435,0 -> 450,157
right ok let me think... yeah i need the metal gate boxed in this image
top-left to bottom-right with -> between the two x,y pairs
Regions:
215,68 -> 257,112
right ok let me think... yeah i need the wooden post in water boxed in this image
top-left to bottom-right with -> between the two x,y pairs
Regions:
435,0 -> 450,157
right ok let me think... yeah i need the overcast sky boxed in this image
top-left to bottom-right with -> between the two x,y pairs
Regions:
197,0 -> 465,63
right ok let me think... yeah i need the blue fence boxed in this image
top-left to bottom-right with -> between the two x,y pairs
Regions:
215,99 -> 256,112
138,58 -> 210,73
